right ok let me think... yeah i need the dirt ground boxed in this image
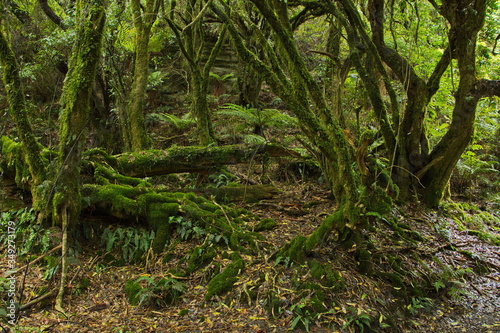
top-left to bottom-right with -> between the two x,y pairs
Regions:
1,175 -> 500,333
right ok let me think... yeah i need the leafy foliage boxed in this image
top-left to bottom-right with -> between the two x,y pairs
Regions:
145,112 -> 196,129
0,208 -> 51,255
125,275 -> 186,307
217,103 -> 297,141
101,226 -> 155,264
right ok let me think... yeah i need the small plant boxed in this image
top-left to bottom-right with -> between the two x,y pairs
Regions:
125,275 -> 186,307
208,171 -> 238,188
217,103 -> 297,142
101,227 -> 154,264
406,297 -> 434,315
171,216 -> 206,241
431,257 -> 473,301
452,145 -> 499,197
0,208 -> 51,255
342,307 -> 374,333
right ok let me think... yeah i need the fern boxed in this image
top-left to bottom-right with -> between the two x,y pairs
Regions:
243,133 -> 267,144
146,112 -> 195,129
209,72 -> 234,82
217,103 -> 297,138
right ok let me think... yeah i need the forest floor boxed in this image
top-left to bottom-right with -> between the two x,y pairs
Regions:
2,167 -> 500,333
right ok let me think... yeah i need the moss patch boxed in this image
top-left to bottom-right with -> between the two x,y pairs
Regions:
205,257 -> 245,300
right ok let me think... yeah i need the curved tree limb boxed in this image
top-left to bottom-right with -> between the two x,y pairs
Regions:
38,0 -> 67,30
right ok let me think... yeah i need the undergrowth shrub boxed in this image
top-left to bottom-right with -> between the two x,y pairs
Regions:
101,227 -> 155,264
125,275 -> 186,307
0,208 -> 51,255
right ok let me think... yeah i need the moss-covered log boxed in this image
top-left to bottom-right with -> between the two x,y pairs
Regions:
81,183 -> 265,254
112,143 -> 301,177
203,184 -> 281,203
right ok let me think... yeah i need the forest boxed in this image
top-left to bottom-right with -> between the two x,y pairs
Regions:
0,0 -> 499,331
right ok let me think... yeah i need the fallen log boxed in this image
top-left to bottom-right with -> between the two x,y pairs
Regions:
192,184 -> 281,203
111,144 -> 301,177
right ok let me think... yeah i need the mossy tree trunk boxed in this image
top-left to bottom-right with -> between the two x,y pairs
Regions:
0,22 -> 46,208
233,3 -> 267,108
338,0 -> 498,206
418,0 -> 488,206
324,19 -> 349,128
53,0 -> 105,310
121,0 -> 160,151
166,0 -> 226,146
213,1 -> 365,244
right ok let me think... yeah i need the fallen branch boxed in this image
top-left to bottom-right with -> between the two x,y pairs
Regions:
112,144 -> 302,177
19,288 -> 57,311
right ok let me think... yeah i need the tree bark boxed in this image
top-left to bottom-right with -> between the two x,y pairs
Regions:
420,0 -> 487,206
53,0 -> 105,310
0,25 -> 46,207
121,0 -> 160,151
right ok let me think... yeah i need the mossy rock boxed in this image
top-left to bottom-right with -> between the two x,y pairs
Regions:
254,218 -> 277,232
205,258 -> 245,300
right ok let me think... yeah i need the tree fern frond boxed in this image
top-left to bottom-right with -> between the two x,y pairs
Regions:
217,103 -> 259,124
148,112 -> 196,129
243,134 -> 267,144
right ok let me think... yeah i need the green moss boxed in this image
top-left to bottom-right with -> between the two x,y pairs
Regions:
182,201 -> 212,220
365,185 -> 394,215
308,260 -> 344,289
152,223 -> 172,253
94,164 -> 150,187
146,202 -> 180,228
205,258 -> 245,300
276,235 -> 307,263
197,202 -> 219,212
305,210 -> 344,252
355,248 -> 373,275
185,246 -> 217,276
254,218 -> 277,231
0,136 -> 30,189
125,279 -> 142,306
94,184 -> 140,216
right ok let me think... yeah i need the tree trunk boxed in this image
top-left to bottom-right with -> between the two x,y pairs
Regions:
122,0 -> 159,151
53,0 -> 105,310
165,2 -> 226,146
214,0 -> 365,242
419,0 -> 487,206
191,71 -> 216,145
0,26 -> 46,208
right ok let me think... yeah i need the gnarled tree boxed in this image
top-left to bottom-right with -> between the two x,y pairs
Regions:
165,0 -> 227,146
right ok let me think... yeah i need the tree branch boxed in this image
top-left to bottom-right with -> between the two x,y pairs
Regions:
474,79 -> 500,99
38,0 -> 66,30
